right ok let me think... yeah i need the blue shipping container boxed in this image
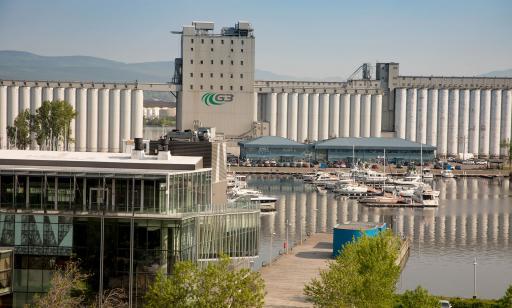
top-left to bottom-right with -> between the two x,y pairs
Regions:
332,222 -> 387,257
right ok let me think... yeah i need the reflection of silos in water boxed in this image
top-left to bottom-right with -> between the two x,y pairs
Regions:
277,195 -> 286,237
437,216 -> 446,245
360,205 -> 369,223
460,178 -> 468,201
406,213 -> 414,240
288,193 -> 296,243
327,197 -> 337,231
396,209 -> 404,236
448,215 -> 456,245
502,178 -> 510,193
502,213 -> 509,248
351,201 -> 359,222
470,213 -> 478,243
457,215 -> 467,246
261,211 -> 275,237
298,192 -> 307,243
470,178 -> 479,200
338,199 -> 348,224
427,217 -> 435,245
307,193 -> 317,235
318,194 -> 327,233
371,208 -> 381,223
490,213 -> 499,244
438,179 -> 447,201
415,216 -> 424,243
261,212 -> 276,261
480,214 -> 488,246
448,179 -> 457,201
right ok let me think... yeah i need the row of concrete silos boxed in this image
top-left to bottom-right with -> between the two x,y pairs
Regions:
395,88 -> 512,158
264,92 -> 383,142
0,85 -> 143,152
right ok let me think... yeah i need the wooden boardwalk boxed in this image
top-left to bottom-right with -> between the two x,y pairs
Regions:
259,233 -> 333,307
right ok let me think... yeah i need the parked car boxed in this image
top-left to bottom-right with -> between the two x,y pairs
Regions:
439,300 -> 452,308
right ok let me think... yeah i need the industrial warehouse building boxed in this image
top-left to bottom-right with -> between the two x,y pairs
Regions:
1,20 -> 511,159
239,136 -> 436,163
0,150 -> 259,307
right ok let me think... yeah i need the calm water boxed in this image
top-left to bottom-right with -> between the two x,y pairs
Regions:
248,175 -> 512,299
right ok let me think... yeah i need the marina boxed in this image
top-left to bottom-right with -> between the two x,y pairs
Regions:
253,175 -> 512,299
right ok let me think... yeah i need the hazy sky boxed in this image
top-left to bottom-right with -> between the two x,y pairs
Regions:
1,0 -> 511,78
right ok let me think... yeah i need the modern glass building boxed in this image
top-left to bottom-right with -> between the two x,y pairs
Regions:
314,138 -> 436,162
0,150 -> 259,307
238,137 -> 436,163
238,136 -> 308,162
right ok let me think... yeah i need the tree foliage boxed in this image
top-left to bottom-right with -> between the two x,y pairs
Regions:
395,286 -> 439,308
32,260 -> 89,308
6,109 -> 32,149
34,100 -> 76,150
304,230 -> 401,308
498,284 -> 512,307
145,256 -> 265,308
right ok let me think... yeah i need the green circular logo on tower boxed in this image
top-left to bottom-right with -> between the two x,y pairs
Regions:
202,92 -> 234,106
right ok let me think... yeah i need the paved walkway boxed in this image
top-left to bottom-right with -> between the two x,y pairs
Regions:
260,233 -> 333,307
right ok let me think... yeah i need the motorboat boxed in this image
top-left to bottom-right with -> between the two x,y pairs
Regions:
358,170 -> 388,184
312,172 -> 339,186
227,173 -> 248,189
303,171 -> 326,183
398,188 -> 416,198
391,174 -> 422,186
250,196 -> 278,212
412,185 -> 440,206
441,169 -> 455,178
229,187 -> 262,198
234,175 -> 248,189
359,195 -> 401,204
422,168 -> 434,179
316,186 -> 328,194
335,183 -> 368,195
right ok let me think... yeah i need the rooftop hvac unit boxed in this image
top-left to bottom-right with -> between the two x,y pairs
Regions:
192,21 -> 214,31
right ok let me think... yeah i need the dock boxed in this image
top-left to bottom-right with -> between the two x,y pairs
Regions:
260,233 -> 332,307
229,166 -> 510,178
396,237 -> 411,270
362,202 -> 437,208
259,233 -> 411,307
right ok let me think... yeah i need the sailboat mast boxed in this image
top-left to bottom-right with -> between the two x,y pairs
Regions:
420,142 -> 423,180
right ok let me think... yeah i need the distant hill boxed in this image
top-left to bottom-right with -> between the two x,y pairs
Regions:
479,68 -> 512,78
0,50 -> 174,82
0,50 -> 347,84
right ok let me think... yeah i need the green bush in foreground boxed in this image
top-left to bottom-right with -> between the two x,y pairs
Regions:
395,286 -> 439,308
304,230 -> 401,307
145,256 -> 265,308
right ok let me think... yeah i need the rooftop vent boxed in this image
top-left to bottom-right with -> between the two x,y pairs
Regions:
131,138 -> 145,160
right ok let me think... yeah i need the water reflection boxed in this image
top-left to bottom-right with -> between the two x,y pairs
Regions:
251,175 -> 512,299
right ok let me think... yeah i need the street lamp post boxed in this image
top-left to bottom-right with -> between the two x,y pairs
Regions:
285,219 -> 289,254
473,257 -> 477,299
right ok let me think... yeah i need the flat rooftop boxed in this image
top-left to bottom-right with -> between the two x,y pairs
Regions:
334,222 -> 385,231
0,150 -> 204,173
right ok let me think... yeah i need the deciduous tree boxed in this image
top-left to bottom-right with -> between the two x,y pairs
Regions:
304,230 -> 401,308
32,260 -> 89,308
396,286 -> 439,308
145,256 -> 265,308
6,109 -> 32,149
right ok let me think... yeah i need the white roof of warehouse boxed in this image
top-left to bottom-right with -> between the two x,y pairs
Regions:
0,150 -> 204,173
